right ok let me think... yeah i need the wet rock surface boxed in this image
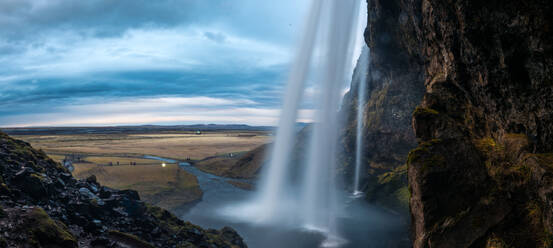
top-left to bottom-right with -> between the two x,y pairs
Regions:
0,132 -> 246,248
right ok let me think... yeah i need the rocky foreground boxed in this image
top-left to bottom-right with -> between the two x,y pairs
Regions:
0,132 -> 246,248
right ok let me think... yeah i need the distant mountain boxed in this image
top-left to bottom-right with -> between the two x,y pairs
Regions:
1,124 -> 280,135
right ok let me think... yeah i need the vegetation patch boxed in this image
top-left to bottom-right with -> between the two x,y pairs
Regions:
14,131 -> 270,161
74,161 -> 202,210
407,139 -> 445,173
394,186 -> 410,209
24,208 -> 77,248
474,137 -> 504,155
413,106 -> 439,116
195,156 -> 242,177
108,230 -> 155,248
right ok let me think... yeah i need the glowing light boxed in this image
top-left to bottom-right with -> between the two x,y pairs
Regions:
162,163 -> 166,167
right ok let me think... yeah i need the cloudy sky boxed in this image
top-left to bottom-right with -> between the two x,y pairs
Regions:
0,0 -> 366,127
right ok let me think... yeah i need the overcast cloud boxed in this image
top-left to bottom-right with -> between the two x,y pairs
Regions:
0,0 -> 366,127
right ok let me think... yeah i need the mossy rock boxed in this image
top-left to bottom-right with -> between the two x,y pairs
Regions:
108,230 -> 155,248
365,164 -> 409,212
394,186 -> 410,209
474,137 -> 503,155
24,208 -> 77,248
407,139 -> 446,173
413,106 -> 439,116
0,176 -> 9,195
146,203 -> 188,233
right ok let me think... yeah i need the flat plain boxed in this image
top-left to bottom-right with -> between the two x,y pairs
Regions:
13,131 -> 270,210
15,131 -> 270,161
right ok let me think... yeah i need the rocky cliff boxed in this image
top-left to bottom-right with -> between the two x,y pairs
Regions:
405,0 -> 553,247
340,0 -> 424,212
343,0 -> 553,247
0,132 -> 246,248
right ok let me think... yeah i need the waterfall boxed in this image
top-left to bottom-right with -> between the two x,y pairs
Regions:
253,0 -> 323,223
353,46 -> 369,196
227,0 -> 362,246
300,0 -> 360,239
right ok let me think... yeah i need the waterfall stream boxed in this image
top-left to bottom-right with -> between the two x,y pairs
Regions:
223,0 -> 375,247
353,46 -> 369,196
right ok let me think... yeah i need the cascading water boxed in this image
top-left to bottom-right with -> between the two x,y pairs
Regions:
353,46 -> 369,196
300,0 -> 360,244
253,0 -> 324,223
227,0 -> 362,246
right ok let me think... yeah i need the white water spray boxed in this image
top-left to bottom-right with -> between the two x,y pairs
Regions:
353,46 -> 369,196
301,0 -> 360,237
254,0 -> 324,223
228,0 -> 362,246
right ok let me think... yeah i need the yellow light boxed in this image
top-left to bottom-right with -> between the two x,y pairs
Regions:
162,163 -> 166,167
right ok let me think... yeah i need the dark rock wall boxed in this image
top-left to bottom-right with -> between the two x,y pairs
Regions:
342,0 -> 553,246
397,0 -> 553,247
340,0 -> 424,211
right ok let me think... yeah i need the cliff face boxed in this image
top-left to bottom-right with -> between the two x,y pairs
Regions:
340,0 -> 424,211
0,132 -> 246,248
344,0 -> 553,246
397,0 -> 553,247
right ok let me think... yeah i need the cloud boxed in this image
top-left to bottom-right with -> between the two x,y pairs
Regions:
0,0 -> 369,127
0,96 -> 314,127
204,31 -> 227,43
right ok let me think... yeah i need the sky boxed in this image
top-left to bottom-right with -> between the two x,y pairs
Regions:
0,0 -> 367,127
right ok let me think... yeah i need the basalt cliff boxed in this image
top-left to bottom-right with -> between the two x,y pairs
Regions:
0,132 -> 246,248
343,0 -> 553,247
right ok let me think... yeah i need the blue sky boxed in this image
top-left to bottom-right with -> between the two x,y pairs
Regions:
0,0 -> 366,127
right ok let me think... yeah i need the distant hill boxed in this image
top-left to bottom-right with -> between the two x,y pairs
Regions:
1,124 -> 282,135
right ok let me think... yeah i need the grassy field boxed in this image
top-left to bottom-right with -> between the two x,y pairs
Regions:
194,156 -> 243,177
15,131 -> 270,161
14,131 -> 270,210
72,158 -> 201,210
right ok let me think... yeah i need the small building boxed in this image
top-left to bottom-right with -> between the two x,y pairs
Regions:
196,130 -> 202,135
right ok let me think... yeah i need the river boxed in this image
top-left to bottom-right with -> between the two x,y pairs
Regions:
144,155 -> 409,248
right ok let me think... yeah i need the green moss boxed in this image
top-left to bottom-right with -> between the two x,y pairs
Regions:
0,176 -> 9,194
26,208 -> 77,247
407,139 -> 445,172
474,137 -> 503,154
413,106 -> 439,116
145,203 -> 188,233
29,173 -> 46,182
377,164 -> 407,184
108,230 -> 155,248
394,187 -> 410,209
